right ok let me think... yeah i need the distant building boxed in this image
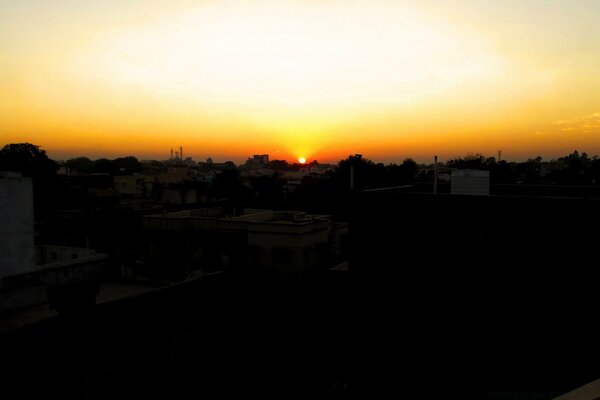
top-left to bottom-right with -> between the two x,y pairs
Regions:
162,188 -> 197,205
451,169 -> 490,195
165,146 -> 195,166
57,165 -> 70,175
306,162 -> 335,174
281,170 -> 308,193
136,208 -> 347,280
256,154 -> 269,164
244,154 -> 270,169
0,172 -> 108,313
183,157 -> 196,167
114,174 -> 152,198
157,167 -> 189,185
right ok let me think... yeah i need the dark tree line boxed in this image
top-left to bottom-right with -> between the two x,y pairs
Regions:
5,143 -> 600,222
0,142 -> 58,178
65,156 -> 142,175
446,151 -> 600,185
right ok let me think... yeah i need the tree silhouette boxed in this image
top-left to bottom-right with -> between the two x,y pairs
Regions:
591,157 -> 600,185
249,174 -> 285,208
91,158 -> 117,175
544,150 -> 592,184
447,153 -> 488,170
266,160 -> 290,171
65,157 -> 94,174
336,154 -> 385,190
0,142 -> 58,178
113,156 -> 142,174
387,158 -> 418,185
491,160 -> 519,184
212,167 -> 247,199
0,143 -> 59,218
516,157 -> 543,184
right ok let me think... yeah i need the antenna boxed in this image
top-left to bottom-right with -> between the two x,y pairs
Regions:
433,155 -> 438,194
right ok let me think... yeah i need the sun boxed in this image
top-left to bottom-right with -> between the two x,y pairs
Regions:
298,157 -> 306,164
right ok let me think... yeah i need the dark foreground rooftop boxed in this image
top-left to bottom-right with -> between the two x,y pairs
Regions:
0,272 -> 352,400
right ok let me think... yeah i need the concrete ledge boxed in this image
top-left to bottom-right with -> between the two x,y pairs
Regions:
555,379 -> 600,400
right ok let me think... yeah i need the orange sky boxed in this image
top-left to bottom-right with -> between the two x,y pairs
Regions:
1,0 -> 600,164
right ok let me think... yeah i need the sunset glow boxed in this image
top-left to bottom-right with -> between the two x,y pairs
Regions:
298,158 -> 306,165
2,0 -> 600,162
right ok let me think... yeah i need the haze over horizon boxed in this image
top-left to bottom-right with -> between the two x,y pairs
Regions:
2,0 -> 600,164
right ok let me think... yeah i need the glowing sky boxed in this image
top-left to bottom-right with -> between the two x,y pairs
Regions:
1,0 -> 600,163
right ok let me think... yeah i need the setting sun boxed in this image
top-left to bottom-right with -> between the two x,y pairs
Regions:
2,1 -> 600,162
298,157 -> 306,164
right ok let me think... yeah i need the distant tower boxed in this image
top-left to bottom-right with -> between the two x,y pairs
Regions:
180,146 -> 183,160
498,150 -> 502,162
171,149 -> 174,159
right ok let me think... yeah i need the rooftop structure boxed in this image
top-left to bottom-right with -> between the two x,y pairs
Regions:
0,172 -> 35,277
140,208 -> 347,279
114,174 -> 152,198
244,154 -> 270,169
0,172 -> 108,313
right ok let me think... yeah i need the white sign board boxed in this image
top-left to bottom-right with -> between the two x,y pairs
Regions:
451,169 -> 490,195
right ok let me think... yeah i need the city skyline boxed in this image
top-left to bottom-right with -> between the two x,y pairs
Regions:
16,145 -> 600,167
2,1 -> 600,163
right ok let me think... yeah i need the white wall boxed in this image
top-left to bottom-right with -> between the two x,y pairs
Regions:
451,170 -> 490,196
0,173 -> 35,278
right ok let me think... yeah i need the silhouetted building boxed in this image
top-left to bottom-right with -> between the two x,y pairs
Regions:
162,188 -> 197,205
114,174 -> 152,198
1,172 -> 35,276
256,154 -> 269,164
0,172 -> 107,313
134,208 -> 347,280
157,167 -> 189,184
281,170 -> 306,193
349,189 -> 600,397
244,154 -> 270,169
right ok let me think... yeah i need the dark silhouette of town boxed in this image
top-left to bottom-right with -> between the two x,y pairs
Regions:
2,142 -> 600,399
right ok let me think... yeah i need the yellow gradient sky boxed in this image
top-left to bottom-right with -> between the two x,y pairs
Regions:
1,0 -> 600,163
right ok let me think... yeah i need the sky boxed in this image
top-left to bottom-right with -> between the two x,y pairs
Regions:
1,0 -> 600,164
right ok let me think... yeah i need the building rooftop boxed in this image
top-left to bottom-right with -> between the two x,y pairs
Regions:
147,208 -> 329,224
0,279 -> 163,334
228,210 -> 329,224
